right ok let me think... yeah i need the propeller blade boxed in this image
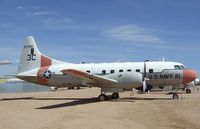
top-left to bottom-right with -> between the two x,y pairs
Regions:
143,80 -> 146,92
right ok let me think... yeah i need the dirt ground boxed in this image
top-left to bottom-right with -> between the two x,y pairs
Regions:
0,87 -> 200,129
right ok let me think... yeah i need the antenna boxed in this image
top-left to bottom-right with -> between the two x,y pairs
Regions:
162,57 -> 165,62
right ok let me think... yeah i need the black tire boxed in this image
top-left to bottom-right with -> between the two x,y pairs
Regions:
98,94 -> 107,101
186,89 -> 191,94
112,92 -> 119,99
173,93 -> 179,99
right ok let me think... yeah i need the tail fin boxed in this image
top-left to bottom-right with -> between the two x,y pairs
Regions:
18,36 -> 65,74
18,36 -> 42,73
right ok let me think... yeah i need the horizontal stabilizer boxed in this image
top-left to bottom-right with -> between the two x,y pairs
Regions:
14,75 -> 37,83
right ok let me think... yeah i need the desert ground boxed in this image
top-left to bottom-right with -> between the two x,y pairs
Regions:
0,87 -> 200,129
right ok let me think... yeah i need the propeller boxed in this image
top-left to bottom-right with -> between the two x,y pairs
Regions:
142,78 -> 147,92
142,60 -> 149,92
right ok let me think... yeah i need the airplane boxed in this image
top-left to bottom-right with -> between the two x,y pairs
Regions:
15,36 -> 197,101
0,60 -> 11,65
6,78 -> 25,83
0,60 -> 11,84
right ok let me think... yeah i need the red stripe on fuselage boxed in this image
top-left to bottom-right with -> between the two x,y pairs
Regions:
37,66 -> 49,85
37,55 -> 52,86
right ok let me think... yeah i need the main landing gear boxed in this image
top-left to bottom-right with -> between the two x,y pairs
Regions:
98,92 -> 119,101
98,94 -> 107,101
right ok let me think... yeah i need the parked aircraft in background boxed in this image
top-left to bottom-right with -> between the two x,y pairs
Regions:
0,60 -> 11,65
6,78 -> 25,83
0,60 -> 11,84
15,36 -> 197,100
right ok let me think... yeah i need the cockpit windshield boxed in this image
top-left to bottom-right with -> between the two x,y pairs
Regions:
174,65 -> 181,70
174,65 -> 186,70
180,65 -> 186,69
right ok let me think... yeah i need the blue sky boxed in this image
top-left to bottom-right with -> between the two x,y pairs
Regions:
0,0 -> 199,76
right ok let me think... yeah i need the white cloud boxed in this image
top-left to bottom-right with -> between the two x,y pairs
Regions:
31,10 -> 73,25
16,6 -> 24,10
32,11 -> 49,16
103,24 -> 162,44
32,10 -> 60,16
43,17 -> 73,25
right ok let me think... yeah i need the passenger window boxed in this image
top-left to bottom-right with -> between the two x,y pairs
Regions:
119,69 -> 123,72
127,69 -> 132,72
110,70 -> 115,74
86,70 -> 90,73
149,69 -> 153,73
102,70 -> 106,74
174,65 -> 181,70
136,69 -> 140,72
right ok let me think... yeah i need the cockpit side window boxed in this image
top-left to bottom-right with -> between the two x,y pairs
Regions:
174,65 -> 181,70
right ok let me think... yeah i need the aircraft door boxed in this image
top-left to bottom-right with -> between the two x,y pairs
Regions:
118,69 -> 125,83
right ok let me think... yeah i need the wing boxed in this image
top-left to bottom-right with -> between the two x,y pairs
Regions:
61,69 -> 117,87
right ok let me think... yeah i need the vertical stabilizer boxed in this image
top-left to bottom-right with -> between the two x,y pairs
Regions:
18,36 -> 68,74
18,36 -> 42,73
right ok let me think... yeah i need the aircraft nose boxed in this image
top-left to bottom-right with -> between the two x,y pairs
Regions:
183,70 -> 197,84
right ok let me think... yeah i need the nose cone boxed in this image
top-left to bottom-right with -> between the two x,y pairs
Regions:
183,70 -> 197,84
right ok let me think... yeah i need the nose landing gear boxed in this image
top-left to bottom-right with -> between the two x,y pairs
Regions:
172,93 -> 179,99
186,89 -> 191,94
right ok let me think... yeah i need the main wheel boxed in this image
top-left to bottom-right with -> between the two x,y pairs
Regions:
172,93 -> 179,99
112,92 -> 119,99
186,89 -> 191,94
98,94 -> 107,101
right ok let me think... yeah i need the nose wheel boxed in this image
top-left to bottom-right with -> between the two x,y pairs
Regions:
186,89 -> 191,94
172,93 -> 179,99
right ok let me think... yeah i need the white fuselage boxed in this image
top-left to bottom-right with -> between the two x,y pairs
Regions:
16,36 -> 197,95
21,61 -> 187,90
